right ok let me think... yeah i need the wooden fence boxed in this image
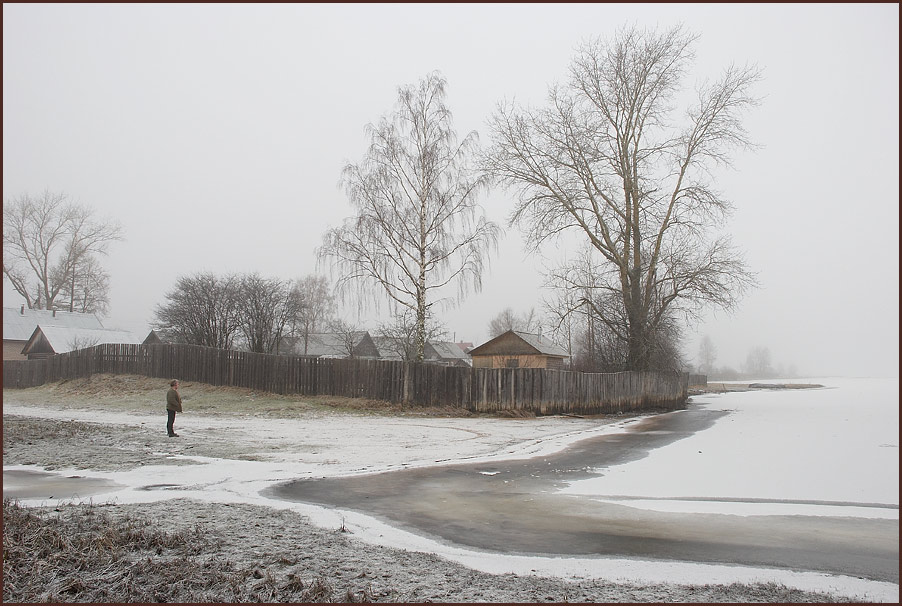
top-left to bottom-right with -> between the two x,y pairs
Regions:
3,343 -> 688,415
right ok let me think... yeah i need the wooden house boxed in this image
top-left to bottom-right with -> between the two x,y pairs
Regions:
284,331 -> 380,359
425,340 -> 471,367
20,325 -> 157,360
3,306 -> 105,360
372,336 -> 407,361
468,330 -> 569,370
371,337 -> 471,366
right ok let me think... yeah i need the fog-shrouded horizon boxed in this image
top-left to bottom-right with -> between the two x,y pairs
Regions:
4,4 -> 898,378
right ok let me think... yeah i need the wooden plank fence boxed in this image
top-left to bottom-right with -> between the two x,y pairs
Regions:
3,343 -> 688,415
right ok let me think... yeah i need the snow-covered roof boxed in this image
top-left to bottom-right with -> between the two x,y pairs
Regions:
372,337 -> 405,361
22,325 -> 151,354
426,341 -> 469,361
287,332 -> 378,358
3,306 -> 104,341
513,331 -> 570,357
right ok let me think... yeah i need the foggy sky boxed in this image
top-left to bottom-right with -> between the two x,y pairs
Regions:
3,4 -> 899,377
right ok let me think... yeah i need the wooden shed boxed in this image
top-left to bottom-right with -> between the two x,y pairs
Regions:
20,325 -> 158,360
468,330 -> 569,370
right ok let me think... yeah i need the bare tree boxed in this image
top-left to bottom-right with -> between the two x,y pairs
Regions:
744,346 -> 774,378
289,274 -> 335,356
153,272 -> 241,349
377,308 -> 446,361
542,289 -> 577,360
328,318 -> 363,359
68,335 -> 101,351
697,335 -> 717,374
3,190 -> 122,313
57,255 -> 111,315
318,72 -> 501,361
484,26 -> 759,371
487,307 -> 540,338
236,273 -> 302,354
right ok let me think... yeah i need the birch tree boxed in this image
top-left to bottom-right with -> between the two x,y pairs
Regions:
318,72 -> 501,361
484,26 -> 759,371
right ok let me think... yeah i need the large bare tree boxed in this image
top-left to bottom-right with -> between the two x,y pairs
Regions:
3,190 -> 123,313
484,26 -> 759,371
236,273 -> 302,354
153,272 -> 241,349
487,306 -> 540,338
318,72 -> 501,361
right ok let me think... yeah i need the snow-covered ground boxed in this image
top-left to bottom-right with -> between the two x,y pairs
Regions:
4,377 -> 899,601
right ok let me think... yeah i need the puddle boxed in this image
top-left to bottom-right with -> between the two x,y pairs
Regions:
136,484 -> 183,491
3,469 -> 123,500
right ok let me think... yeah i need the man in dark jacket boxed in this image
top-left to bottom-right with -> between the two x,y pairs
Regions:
166,379 -> 183,437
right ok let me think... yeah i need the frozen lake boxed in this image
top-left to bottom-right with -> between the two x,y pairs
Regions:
560,377 -> 899,517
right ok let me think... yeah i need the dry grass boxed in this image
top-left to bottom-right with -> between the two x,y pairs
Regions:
5,374 -> 493,419
2,498 -> 371,603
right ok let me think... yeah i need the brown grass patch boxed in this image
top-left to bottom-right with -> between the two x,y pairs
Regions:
1,499 -> 357,603
5,374 -> 503,419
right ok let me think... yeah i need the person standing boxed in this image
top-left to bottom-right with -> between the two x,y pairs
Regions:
166,379 -> 183,437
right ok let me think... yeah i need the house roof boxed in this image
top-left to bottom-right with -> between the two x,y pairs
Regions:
372,336 -> 405,360
21,325 -> 152,355
468,330 -> 570,358
288,332 -> 375,358
426,341 -> 469,361
513,331 -> 569,357
3,306 -> 104,341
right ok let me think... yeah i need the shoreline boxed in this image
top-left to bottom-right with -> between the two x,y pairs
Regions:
695,382 -> 825,394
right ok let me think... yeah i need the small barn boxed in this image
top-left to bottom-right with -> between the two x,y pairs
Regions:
20,325 -> 158,360
468,330 -> 569,370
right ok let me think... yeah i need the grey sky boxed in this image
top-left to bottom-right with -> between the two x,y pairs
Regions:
3,3 -> 898,377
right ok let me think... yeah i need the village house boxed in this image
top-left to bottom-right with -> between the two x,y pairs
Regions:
425,341 -> 471,367
468,330 -> 570,370
3,306 -> 105,360
372,337 -> 471,366
19,325 -> 159,360
283,331 -> 380,359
